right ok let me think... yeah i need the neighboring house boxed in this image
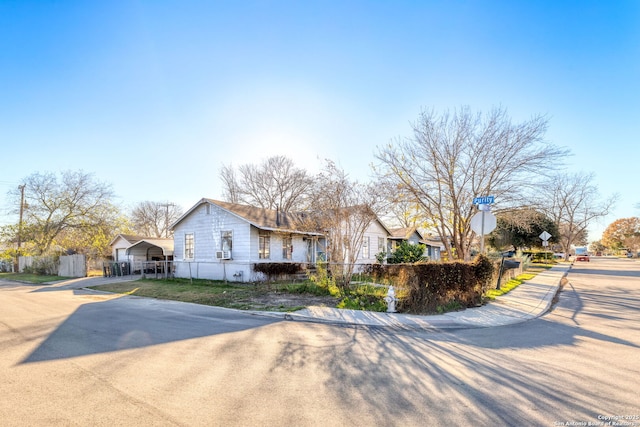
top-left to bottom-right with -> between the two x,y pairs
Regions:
354,218 -> 391,265
388,227 -> 424,250
421,236 -> 443,261
170,199 -> 326,281
388,227 -> 442,261
109,234 -> 145,262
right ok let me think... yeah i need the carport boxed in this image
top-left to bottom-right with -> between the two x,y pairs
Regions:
125,238 -> 175,277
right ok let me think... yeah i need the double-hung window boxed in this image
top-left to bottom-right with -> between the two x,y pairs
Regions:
184,233 -> 194,260
378,237 -> 386,255
259,232 -> 270,259
362,236 -> 370,259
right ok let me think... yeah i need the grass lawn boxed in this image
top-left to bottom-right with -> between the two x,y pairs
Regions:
87,278 -> 338,312
0,272 -> 69,284
484,262 -> 556,300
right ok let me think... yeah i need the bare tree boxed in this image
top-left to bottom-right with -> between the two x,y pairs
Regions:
6,170 -> 116,255
375,106 -> 568,260
378,188 -> 424,229
130,201 -> 183,238
219,164 -> 241,204
307,160 -> 379,286
220,156 -> 313,212
538,172 -> 617,257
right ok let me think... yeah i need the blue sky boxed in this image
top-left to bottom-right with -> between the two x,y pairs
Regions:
1,1 -> 638,241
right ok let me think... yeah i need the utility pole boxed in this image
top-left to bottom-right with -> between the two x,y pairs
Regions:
16,184 -> 25,271
158,202 -> 176,238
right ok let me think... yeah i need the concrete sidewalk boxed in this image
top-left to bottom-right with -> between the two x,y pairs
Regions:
283,264 -> 571,330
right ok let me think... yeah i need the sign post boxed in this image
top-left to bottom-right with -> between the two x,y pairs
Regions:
471,196 -> 496,253
473,196 -> 495,205
539,231 -> 551,256
539,231 -> 551,241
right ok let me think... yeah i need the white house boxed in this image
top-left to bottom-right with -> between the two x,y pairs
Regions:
170,199 -> 400,282
170,199 -> 326,281
354,218 -> 391,265
109,234 -> 145,262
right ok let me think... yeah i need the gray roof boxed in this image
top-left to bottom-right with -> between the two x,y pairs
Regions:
389,227 -> 424,240
172,198 -> 324,235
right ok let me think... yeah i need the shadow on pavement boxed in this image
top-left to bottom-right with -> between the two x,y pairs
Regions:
20,295 -> 281,364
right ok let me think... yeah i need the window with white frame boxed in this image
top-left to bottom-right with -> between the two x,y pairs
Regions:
259,232 -> 270,259
282,236 -> 292,260
184,233 -> 194,259
378,237 -> 386,255
221,231 -> 233,252
362,236 -> 370,259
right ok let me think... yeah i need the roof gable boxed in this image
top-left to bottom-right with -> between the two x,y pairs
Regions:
109,233 -> 151,247
389,227 -> 424,241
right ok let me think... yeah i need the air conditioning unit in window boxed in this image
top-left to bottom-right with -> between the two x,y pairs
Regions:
216,251 -> 231,260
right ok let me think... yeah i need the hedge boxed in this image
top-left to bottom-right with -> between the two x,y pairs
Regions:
362,254 -> 494,314
252,262 -> 303,281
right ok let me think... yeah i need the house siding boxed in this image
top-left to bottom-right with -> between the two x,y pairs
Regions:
248,231 -> 309,264
355,220 -> 389,264
111,237 -> 132,261
173,202 -> 253,281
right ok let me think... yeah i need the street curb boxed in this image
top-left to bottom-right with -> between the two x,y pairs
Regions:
279,265 -> 571,331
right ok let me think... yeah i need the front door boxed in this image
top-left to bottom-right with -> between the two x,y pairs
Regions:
306,238 -> 315,264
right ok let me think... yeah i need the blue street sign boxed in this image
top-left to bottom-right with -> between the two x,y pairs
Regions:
473,196 -> 494,205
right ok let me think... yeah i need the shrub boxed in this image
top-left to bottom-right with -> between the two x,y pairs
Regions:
22,256 -> 59,275
361,255 -> 494,314
338,295 -> 387,312
522,251 -> 555,263
309,262 -> 341,297
387,241 -> 427,264
252,263 -> 302,281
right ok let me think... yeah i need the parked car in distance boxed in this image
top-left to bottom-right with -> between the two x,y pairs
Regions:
576,254 -> 590,262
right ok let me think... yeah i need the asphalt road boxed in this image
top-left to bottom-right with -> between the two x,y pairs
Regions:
0,257 -> 638,426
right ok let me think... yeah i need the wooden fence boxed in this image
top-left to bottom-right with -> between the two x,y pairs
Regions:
18,254 -> 87,278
